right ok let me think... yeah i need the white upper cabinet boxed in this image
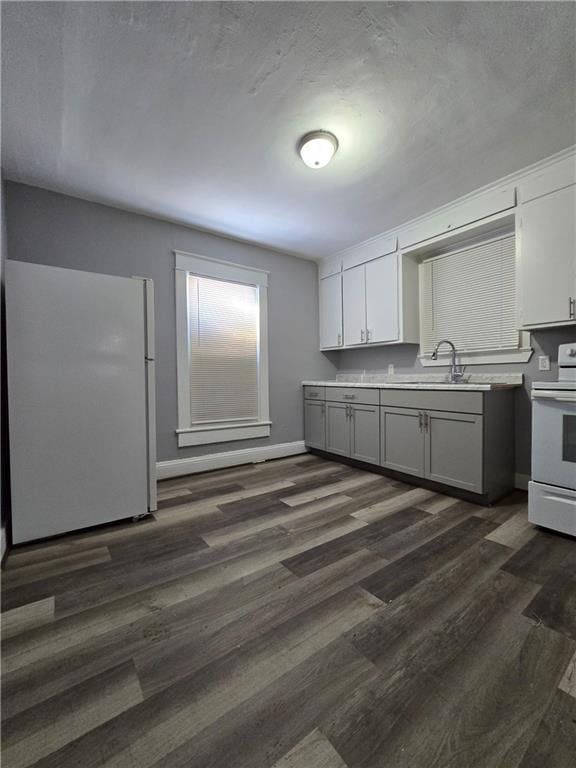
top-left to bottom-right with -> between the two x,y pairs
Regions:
399,186 -> 515,249
343,264 -> 366,346
518,184 -> 576,328
319,273 -> 343,348
333,253 -> 418,349
365,253 -> 399,343
518,155 -> 576,204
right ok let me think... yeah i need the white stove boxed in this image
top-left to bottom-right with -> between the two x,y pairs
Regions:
529,343 -> 576,536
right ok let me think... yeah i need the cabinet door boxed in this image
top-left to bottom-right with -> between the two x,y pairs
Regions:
319,274 -> 342,348
325,402 -> 350,457
304,400 -> 326,450
343,265 -> 366,346
425,411 -> 483,493
365,253 -> 399,343
350,404 -> 380,465
519,185 -> 576,327
380,407 -> 425,477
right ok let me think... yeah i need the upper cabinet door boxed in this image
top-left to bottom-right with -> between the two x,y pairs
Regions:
519,185 -> 576,327
343,265 -> 366,346
365,254 -> 399,344
319,273 -> 343,349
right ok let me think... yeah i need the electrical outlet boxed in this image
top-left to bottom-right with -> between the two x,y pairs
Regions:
388,364 -> 395,376
538,355 -> 551,371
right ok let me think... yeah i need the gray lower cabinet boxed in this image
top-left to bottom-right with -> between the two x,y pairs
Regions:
425,411 -> 483,493
304,399 -> 326,451
304,386 -> 514,502
381,407 -> 425,477
325,402 -> 350,457
381,406 -> 484,493
350,404 -> 380,465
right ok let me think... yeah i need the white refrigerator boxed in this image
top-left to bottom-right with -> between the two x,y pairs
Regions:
6,260 -> 157,544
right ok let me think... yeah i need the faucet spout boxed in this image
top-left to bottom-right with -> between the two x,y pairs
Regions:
430,340 -> 465,383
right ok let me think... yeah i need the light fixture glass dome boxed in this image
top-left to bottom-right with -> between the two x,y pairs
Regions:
298,131 -> 338,169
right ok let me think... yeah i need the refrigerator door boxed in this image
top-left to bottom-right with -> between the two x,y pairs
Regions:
7,261 -> 149,543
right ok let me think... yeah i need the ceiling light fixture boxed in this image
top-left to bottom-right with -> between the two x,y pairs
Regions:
298,130 -> 338,169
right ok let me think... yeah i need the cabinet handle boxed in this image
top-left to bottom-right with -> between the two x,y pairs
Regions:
418,411 -> 423,431
360,329 -> 365,343
570,297 -> 575,320
343,394 -> 355,400
345,404 -> 350,419
424,412 -> 429,432
337,332 -> 342,345
366,329 -> 372,342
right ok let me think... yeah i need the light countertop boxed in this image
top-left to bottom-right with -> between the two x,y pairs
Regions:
302,380 -> 521,392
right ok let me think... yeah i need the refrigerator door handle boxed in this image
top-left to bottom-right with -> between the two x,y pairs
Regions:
134,276 -> 157,512
145,361 -> 157,511
133,276 -> 155,361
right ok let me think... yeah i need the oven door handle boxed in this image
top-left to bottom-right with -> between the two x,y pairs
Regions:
532,391 -> 576,403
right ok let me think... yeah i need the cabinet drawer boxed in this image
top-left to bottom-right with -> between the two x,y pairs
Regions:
379,389 -> 483,414
326,387 -> 380,406
303,386 -> 325,401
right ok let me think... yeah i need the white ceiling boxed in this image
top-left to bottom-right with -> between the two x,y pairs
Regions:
3,2 -> 576,258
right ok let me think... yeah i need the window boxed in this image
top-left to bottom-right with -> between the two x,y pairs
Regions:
175,251 -> 269,447
419,233 -> 532,365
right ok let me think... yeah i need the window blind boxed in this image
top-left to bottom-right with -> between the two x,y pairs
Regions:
187,274 -> 259,425
420,233 -> 518,356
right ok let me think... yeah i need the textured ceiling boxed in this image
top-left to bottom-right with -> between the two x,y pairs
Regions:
2,2 -> 576,258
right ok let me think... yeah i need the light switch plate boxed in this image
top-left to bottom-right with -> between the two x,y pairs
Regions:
538,355 -> 551,371
388,364 -> 394,376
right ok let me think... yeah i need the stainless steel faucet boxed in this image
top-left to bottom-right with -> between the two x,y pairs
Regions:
430,340 -> 465,383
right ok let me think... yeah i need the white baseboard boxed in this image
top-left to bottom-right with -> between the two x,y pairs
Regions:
157,441 -> 308,480
515,473 -> 530,491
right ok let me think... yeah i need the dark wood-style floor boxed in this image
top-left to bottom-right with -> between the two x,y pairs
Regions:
1,454 -> 576,767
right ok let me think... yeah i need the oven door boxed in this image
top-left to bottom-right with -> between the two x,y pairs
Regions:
531,390 -> 576,489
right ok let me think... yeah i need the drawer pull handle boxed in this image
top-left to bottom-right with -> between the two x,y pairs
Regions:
343,394 -> 355,400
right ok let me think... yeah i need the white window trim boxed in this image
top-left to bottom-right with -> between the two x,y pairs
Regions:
418,228 -> 533,367
175,250 -> 270,448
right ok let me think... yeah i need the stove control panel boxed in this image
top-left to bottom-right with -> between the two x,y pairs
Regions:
558,343 -> 576,380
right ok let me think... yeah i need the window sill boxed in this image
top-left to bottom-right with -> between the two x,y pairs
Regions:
176,421 -> 272,447
420,347 -> 534,366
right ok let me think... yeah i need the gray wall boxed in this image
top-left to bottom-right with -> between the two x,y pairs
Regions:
5,181 -> 336,463
335,327 -> 576,478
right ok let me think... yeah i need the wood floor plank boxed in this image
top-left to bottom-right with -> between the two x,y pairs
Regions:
365,499 -> 480,561
321,571 -> 540,768
351,487 -> 435,523
1,597 -> 56,641
522,565 -> 576,640
500,529 -> 576,585
360,516 -> 499,603
148,639 -> 376,768
414,493 -> 460,514
282,507 -> 428,577
346,538 -> 514,665
485,508 -> 536,549
2,547 -> 111,588
201,494 -> 352,547
518,689 -> 576,768
2,660 -> 143,768
134,550 -> 386,697
272,728 -> 349,768
281,473 -> 383,507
